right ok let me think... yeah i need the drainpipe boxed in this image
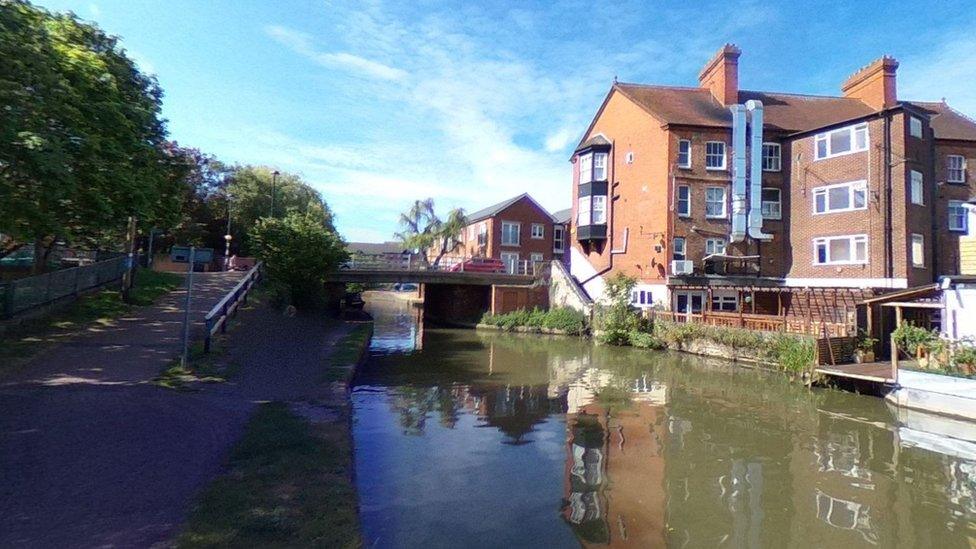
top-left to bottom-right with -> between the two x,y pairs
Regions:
746,100 -> 772,241
884,111 -> 894,279
730,105 -> 748,243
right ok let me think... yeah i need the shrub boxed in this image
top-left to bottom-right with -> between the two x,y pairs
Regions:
595,273 -> 640,345
628,331 -> 664,349
766,334 -> 816,374
479,307 -> 588,335
892,322 -> 938,356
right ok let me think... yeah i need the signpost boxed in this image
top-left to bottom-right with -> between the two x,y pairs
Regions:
180,247 -> 195,367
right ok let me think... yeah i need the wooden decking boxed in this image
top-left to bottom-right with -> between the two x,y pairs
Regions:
815,361 -> 897,384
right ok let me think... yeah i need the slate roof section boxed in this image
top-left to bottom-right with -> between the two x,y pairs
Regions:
551,208 -> 572,225
466,193 -> 558,224
906,101 -> 976,142
574,134 -> 612,152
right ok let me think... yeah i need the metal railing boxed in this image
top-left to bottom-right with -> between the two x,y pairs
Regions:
1,256 -> 127,318
203,262 -> 262,352
343,253 -> 541,276
649,309 -> 851,338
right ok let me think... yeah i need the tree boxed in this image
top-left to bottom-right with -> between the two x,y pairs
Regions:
248,213 -> 347,309
0,1 -> 178,270
394,198 -> 466,268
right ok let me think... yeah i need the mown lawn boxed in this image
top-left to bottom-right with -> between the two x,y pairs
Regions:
176,402 -> 360,548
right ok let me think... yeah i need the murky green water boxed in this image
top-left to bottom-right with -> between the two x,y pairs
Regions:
353,294 -> 976,548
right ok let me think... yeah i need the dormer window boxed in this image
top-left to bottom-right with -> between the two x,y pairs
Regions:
579,151 -> 608,183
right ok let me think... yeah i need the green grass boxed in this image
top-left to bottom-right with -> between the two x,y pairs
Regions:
323,323 -> 373,382
176,403 -> 361,548
0,268 -> 184,375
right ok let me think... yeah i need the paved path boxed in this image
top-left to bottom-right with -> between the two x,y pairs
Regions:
0,272 -> 256,547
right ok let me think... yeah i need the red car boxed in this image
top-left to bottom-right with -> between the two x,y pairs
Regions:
449,258 -> 506,273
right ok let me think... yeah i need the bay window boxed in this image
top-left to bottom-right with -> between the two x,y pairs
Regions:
578,151 -> 608,184
815,123 -> 868,160
813,235 -> 868,265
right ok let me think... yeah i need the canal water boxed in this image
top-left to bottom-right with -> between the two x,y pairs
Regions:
352,293 -> 976,548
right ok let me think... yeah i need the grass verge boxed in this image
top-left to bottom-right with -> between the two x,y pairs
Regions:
0,269 -> 183,375
176,402 -> 360,548
324,323 -> 373,382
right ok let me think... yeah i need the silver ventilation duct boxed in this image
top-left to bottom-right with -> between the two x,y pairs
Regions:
730,104 -> 748,243
746,100 -> 772,241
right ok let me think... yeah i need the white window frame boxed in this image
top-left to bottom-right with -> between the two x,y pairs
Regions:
812,181 -> 868,215
591,195 -> 607,224
500,252 -> 519,274
705,186 -> 727,219
761,187 -> 782,220
711,294 -> 738,312
678,139 -> 692,169
910,116 -> 923,138
813,234 -> 868,265
578,154 -> 593,184
530,223 -> 544,239
947,155 -> 966,184
814,123 -> 869,160
910,170 -> 924,205
912,233 -> 925,268
677,185 -> 691,217
949,201 -> 968,232
705,238 -> 726,256
553,226 -> 564,252
705,141 -> 726,170
673,237 -> 686,260
477,223 -> 488,246
530,252 -> 544,264
501,221 -> 520,246
762,142 -> 781,172
593,152 -> 608,181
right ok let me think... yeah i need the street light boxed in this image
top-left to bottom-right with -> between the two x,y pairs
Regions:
270,170 -> 280,217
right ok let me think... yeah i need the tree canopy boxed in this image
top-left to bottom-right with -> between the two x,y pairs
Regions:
394,198 -> 466,267
0,1 -> 178,258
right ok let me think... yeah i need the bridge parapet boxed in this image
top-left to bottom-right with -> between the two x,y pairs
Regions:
331,254 -> 543,286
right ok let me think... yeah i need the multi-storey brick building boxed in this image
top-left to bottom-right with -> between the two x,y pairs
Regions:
568,44 -> 976,327
452,193 -> 566,273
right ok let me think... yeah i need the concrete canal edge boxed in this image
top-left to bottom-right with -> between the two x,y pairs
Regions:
885,370 -> 976,422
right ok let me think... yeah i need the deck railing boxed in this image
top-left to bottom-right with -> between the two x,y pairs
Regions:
649,309 -> 851,338
203,262 -> 262,352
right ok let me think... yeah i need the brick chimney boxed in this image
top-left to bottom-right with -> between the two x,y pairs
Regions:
699,44 -> 741,105
841,56 -> 899,110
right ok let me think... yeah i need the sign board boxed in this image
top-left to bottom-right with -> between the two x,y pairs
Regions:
170,246 -> 214,263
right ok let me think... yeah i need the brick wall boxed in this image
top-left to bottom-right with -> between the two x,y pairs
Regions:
491,285 -> 549,314
934,141 -> 976,275
456,197 -> 558,264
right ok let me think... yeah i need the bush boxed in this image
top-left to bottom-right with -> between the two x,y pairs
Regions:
892,322 -> 939,356
480,307 -> 588,335
628,331 -> 664,349
595,273 -> 641,345
249,213 -> 348,309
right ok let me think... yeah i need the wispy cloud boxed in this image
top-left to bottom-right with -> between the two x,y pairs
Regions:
900,28 -> 976,117
264,25 -> 407,81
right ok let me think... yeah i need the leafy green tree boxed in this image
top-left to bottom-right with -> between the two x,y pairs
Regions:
0,1 -> 177,270
596,273 -> 639,345
249,213 -> 347,309
394,198 -> 466,268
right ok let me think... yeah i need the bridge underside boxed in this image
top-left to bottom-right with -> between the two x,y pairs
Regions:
328,270 -> 536,286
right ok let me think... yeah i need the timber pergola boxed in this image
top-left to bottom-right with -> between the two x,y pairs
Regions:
858,283 -> 940,337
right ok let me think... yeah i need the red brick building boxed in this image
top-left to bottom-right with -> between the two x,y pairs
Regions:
453,193 -> 566,274
568,44 -> 976,328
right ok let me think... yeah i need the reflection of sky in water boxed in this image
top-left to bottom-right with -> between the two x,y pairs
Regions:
354,293 -> 976,548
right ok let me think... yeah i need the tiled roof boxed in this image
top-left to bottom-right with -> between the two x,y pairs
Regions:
551,208 -> 572,224
906,101 -> 976,141
613,83 -> 875,133
611,83 -> 976,141
574,134 -> 611,152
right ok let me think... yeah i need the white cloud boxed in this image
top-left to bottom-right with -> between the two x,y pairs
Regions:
264,25 -> 406,81
88,3 -> 101,18
544,128 -> 576,152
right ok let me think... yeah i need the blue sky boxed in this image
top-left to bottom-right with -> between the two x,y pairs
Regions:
39,0 -> 976,242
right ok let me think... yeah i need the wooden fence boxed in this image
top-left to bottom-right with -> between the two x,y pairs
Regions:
649,309 -> 851,338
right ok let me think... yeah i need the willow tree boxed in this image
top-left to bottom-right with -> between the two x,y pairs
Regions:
0,1 -> 178,269
394,198 -> 466,268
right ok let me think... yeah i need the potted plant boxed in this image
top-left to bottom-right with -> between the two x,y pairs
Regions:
892,322 -> 938,367
853,331 -> 878,364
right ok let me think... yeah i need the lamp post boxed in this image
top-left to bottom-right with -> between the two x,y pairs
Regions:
224,193 -> 233,271
270,170 -> 280,217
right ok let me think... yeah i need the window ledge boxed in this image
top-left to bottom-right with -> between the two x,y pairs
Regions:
705,167 -> 727,171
